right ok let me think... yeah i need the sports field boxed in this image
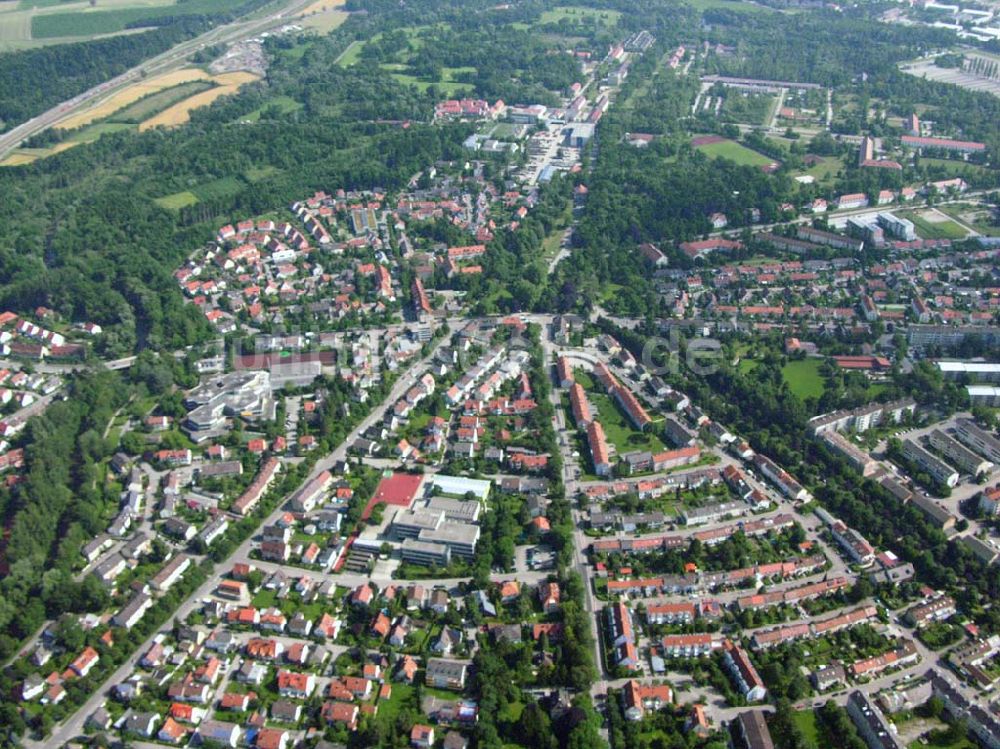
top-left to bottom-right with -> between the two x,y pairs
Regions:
896,209 -> 970,240
694,137 -> 777,167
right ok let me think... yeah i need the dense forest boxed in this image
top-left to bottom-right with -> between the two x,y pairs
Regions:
0,0 -> 997,344
0,25 -> 199,133
0,0 -> 286,133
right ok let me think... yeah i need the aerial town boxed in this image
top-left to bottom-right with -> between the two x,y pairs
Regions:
1,1 -> 1000,749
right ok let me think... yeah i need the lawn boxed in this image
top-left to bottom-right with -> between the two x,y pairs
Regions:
252,588 -> 277,609
336,38 -> 365,65
239,95 -> 304,123
191,175 -> 245,202
589,390 -> 666,455
383,65 -> 475,96
938,203 -> 1000,237
538,6 -> 622,26
792,709 -> 821,749
908,731 -> 977,749
781,359 -> 825,400
920,156 -> 993,177
798,155 -> 842,185
244,165 -> 282,183
683,0 -> 774,11
896,210 -> 970,240
154,190 -> 199,210
374,682 -> 416,727
695,137 -> 776,167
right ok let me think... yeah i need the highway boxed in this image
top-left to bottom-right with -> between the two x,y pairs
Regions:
0,0 -> 318,162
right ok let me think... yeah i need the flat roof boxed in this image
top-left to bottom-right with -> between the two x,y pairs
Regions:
426,496 -> 482,522
429,474 -> 491,501
393,508 -> 443,531
420,523 -> 481,547
937,361 -> 1000,373
969,385 -> 1000,396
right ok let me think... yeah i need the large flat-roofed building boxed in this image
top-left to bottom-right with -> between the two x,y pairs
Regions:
900,439 -> 959,488
877,212 -> 916,241
969,386 -> 1000,408
429,475 -> 491,501
955,419 -> 1000,464
809,399 -> 916,436
392,509 -> 444,539
907,325 -> 1000,352
418,523 -> 480,559
846,690 -> 902,749
400,538 -> 451,567
927,429 -> 994,476
936,361 -> 1000,384
183,370 -> 273,442
424,496 -> 482,524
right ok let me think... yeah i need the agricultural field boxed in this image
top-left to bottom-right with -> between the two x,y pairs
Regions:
139,71 -> 260,130
297,0 -> 343,13
0,4 -> 32,47
300,8 -> 347,33
693,136 -> 778,168
896,209 -> 971,240
298,0 -> 348,33
107,80 -> 214,123
30,0 -> 266,39
55,68 -> 212,130
781,358 -> 826,400
0,68 -> 259,168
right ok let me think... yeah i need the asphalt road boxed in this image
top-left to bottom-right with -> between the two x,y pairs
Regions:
0,0 -> 318,161
32,328 -> 456,747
